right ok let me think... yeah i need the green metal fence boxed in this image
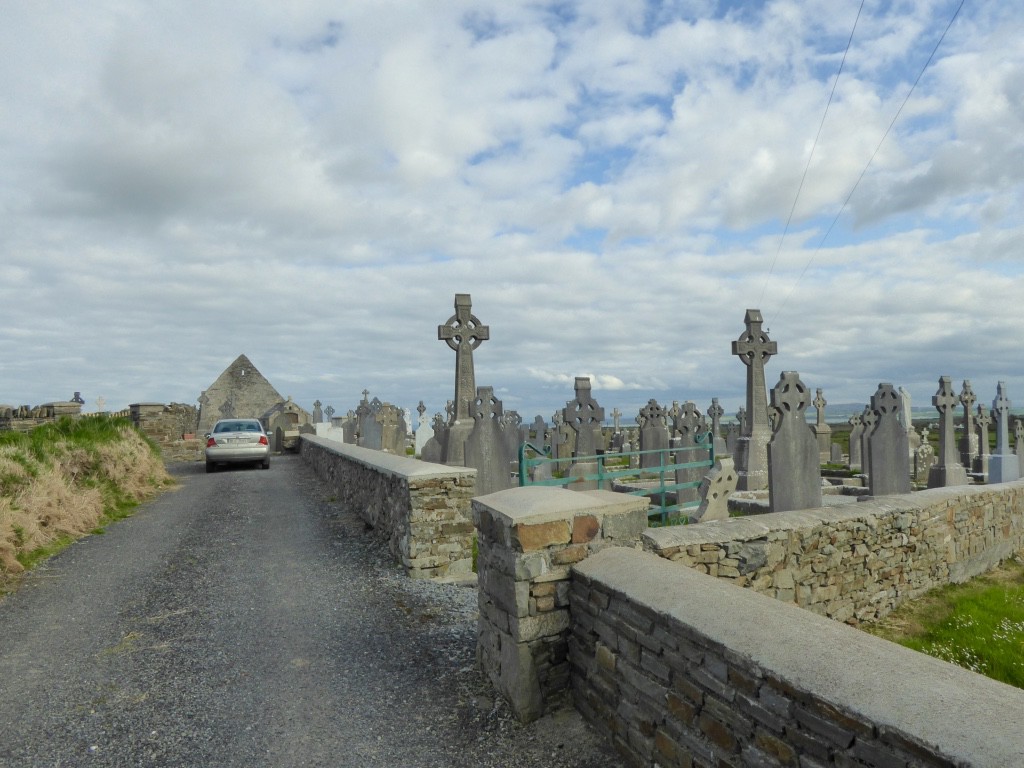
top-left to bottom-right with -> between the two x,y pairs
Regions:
518,433 -> 715,525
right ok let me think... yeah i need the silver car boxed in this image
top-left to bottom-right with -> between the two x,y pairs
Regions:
205,418 -> 271,472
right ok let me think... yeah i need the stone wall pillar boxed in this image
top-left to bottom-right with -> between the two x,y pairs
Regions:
473,486 -> 649,722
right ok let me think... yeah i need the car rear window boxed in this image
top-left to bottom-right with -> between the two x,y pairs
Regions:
214,421 -> 261,433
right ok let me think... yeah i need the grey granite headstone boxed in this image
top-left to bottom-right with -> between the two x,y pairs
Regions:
860,405 -> 877,480
975,403 -> 992,479
811,388 -> 832,463
767,372 -> 822,513
958,380 -> 978,470
928,376 -> 968,488
830,443 -> 843,464
562,377 -> 604,459
501,409 -> 524,466
637,399 -> 669,469
867,383 -> 911,496
438,293 -> 489,465
691,456 -> 737,523
463,386 -> 513,495
731,309 -> 777,491
414,401 -> 433,457
988,382 -> 1018,483
707,398 -> 727,457
672,401 -> 708,507
1016,419 -> 1024,477
847,413 -> 864,470
312,400 -> 323,424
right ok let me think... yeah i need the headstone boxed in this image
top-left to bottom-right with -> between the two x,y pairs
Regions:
550,412 -> 572,467
859,405 -> 876,480
420,413 -> 446,464
724,423 -> 740,456
958,380 -> 978,470
637,399 -> 669,469
847,413 -> 864,469
866,383 -> 911,496
528,415 -> 548,446
312,400 -> 323,424
731,309 -> 777,491
501,409 -> 523,466
913,436 -> 934,484
928,376 -> 969,488
691,456 -> 737,523
463,387 -> 513,495
767,372 -> 822,513
1016,419 -> 1024,477
830,443 -> 843,464
342,409 -> 358,444
672,401 -> 708,507
414,402 -> 432,457
707,398 -> 727,457
811,388 -> 832,463
360,398 -> 384,450
438,293 -> 489,465
562,377 -> 604,460
378,403 -> 405,454
737,407 -> 748,434
325,405 -> 335,421
988,382 -> 1019,483
975,403 -> 992,479
611,407 -> 622,433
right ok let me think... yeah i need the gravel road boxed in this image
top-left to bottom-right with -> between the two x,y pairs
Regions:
0,454 -> 622,767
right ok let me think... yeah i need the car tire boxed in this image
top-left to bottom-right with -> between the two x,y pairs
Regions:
261,459 -> 270,470
206,461 -> 215,473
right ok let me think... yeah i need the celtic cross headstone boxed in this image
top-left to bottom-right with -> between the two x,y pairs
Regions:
868,383 -> 911,495
437,294 -> 489,465
959,380 -> 978,469
989,381 -> 1019,483
975,403 -> 992,478
562,377 -> 604,459
767,371 -> 821,512
927,376 -> 968,488
731,309 -> 777,490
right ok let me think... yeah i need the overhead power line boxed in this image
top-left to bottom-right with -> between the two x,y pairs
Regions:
770,0 -> 966,323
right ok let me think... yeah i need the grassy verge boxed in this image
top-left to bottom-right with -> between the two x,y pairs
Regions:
861,557 -> 1024,689
0,416 -> 173,593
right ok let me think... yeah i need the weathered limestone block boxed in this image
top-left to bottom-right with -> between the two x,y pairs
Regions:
473,486 -> 649,722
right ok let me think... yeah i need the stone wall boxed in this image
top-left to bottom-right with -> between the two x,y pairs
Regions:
571,547 -> 1023,768
130,402 -> 202,463
644,481 -> 1024,623
300,435 -> 476,579
473,487 -> 650,721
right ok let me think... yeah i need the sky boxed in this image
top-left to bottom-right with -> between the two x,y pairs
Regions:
2,1 -> 1023,425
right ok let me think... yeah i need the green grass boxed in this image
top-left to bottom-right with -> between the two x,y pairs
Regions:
863,558 -> 1024,689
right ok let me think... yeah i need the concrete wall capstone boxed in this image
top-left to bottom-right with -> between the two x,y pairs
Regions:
571,547 -> 1024,768
300,435 -> 475,579
643,482 -> 1024,623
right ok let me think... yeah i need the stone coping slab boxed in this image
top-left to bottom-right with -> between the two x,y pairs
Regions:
301,435 -> 476,482
473,486 -> 650,526
576,546 -> 1024,766
645,480 -> 1024,551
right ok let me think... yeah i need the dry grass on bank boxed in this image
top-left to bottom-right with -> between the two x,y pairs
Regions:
0,417 -> 172,581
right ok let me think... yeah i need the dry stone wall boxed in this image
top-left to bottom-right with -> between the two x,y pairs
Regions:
571,547 -> 1023,768
643,482 -> 1024,623
472,487 -> 650,721
300,435 -> 475,579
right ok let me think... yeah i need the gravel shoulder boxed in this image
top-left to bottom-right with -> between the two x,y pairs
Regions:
0,453 -> 621,767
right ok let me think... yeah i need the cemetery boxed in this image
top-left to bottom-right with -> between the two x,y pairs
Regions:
287,294 -> 1024,767
5,294 -> 1023,766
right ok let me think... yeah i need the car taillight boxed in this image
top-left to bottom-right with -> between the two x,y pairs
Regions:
259,435 -> 269,445
207,437 -> 217,447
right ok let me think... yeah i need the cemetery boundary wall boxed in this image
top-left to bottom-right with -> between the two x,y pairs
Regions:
571,546 -> 1023,767
472,484 -> 1024,764
643,481 -> 1024,623
300,435 -> 476,579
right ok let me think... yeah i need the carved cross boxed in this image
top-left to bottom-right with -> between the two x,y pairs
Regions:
562,377 -> 604,456
772,372 -> 811,417
325,405 -> 335,420
417,400 -> 426,418
707,398 -> 724,438
813,388 -> 827,426
732,309 -> 777,438
472,386 -> 502,422
992,381 -> 1012,455
932,376 -> 958,414
673,401 -> 706,442
960,380 -> 976,431
612,407 -> 622,432
736,407 -> 748,433
438,294 -> 489,422
639,399 -> 666,427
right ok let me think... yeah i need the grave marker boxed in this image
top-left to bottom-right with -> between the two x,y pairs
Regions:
959,380 -> 978,470
767,372 -> 821,513
464,387 -> 513,495
438,293 -> 489,465
988,382 -> 1019,483
637,399 -> 669,469
975,404 -> 992,479
811,388 -> 832,463
867,383 -> 911,496
928,376 -> 969,488
731,309 -> 777,491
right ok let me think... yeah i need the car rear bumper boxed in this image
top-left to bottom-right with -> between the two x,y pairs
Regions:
205,444 -> 270,463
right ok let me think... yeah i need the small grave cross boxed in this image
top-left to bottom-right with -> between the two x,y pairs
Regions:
563,377 -> 604,457
732,309 -> 777,438
813,388 -> 827,427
